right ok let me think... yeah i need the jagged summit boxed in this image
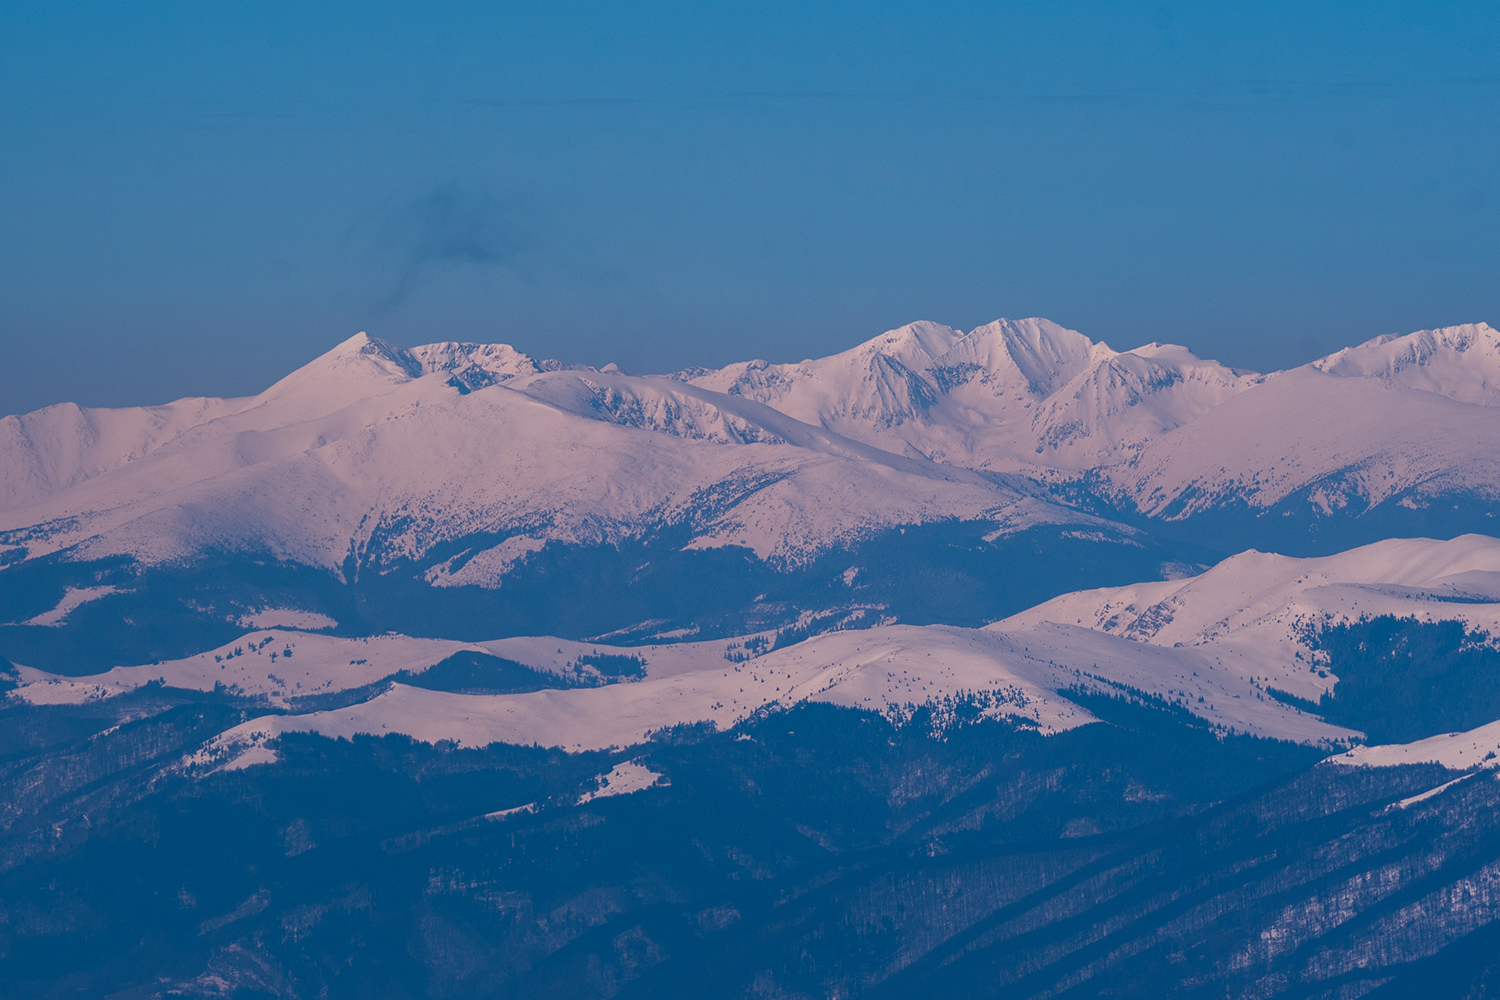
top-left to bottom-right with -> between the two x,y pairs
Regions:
947,317 -> 1105,397
684,317 -> 1254,471
1309,322 -> 1500,406
2,314 -> 1499,586
411,341 -> 548,392
250,332 -> 425,423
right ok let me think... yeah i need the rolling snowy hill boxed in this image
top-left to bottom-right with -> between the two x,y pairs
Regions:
19,534 -> 1500,772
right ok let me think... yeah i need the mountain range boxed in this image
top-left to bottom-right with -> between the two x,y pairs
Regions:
4,318 -> 1500,666
7,318 -> 1500,998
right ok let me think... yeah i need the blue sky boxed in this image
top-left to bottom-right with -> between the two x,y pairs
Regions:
2,2 -> 1498,414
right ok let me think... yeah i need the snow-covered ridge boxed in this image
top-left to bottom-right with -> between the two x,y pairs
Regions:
1310,323 -> 1500,406
2,318 -> 1498,581
0,331 -> 1103,580
681,317 -> 1500,516
994,534 -> 1500,712
685,317 -> 1261,473
19,534 -> 1500,770
1329,721 -> 1500,773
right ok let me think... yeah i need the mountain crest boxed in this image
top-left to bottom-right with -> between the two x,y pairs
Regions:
410,341 -> 543,393
945,317 -> 1102,398
1310,322 -> 1500,405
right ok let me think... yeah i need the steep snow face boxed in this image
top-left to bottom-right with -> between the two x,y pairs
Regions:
7,318 -> 1500,584
1028,343 -> 1258,470
687,321 -> 969,431
0,331 -> 1092,581
410,341 -> 545,392
249,332 -> 425,424
687,318 -> 1257,473
1311,323 -> 1500,406
994,534 -> 1500,710
1107,350 -> 1500,519
0,396 -> 251,512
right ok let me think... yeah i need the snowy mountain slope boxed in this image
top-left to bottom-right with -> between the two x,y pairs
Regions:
15,597 -> 1357,768
0,395 -> 252,512
994,534 -> 1500,710
188,625 -> 1098,767
1310,323 -> 1500,405
0,333 -> 1095,582
12,630 -> 476,707
7,317 -> 1500,585
6,315 -> 1500,673
9,627 -> 804,708
186,615 -> 1352,769
1101,359 -> 1500,522
41,534 -> 1500,765
685,318 -> 1259,473
1330,719 -> 1500,772
680,316 -> 1500,546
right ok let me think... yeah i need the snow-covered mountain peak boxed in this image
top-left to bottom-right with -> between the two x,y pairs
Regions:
410,341 -> 543,392
252,332 -> 425,420
858,320 -> 967,369
677,317 -> 1269,473
684,321 -> 964,432
7,314 -> 1500,587
942,317 -> 1102,398
1308,322 -> 1500,406
288,331 -> 422,382
1026,344 -> 1257,465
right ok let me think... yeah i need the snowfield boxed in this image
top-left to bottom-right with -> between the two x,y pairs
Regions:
1328,721 -> 1500,773
0,331 -> 1096,580
29,534 -> 1500,766
5,317 -> 1500,587
994,534 -> 1500,711
7,318 -> 1500,773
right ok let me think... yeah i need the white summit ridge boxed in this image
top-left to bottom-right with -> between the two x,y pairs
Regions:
2,317 -> 1499,582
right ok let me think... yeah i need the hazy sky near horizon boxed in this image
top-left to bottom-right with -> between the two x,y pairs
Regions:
3,2 -> 1499,415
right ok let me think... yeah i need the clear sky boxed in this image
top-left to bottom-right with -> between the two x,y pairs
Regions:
3,2 -> 1498,415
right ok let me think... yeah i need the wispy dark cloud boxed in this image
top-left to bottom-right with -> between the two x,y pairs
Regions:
367,184 -> 533,313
